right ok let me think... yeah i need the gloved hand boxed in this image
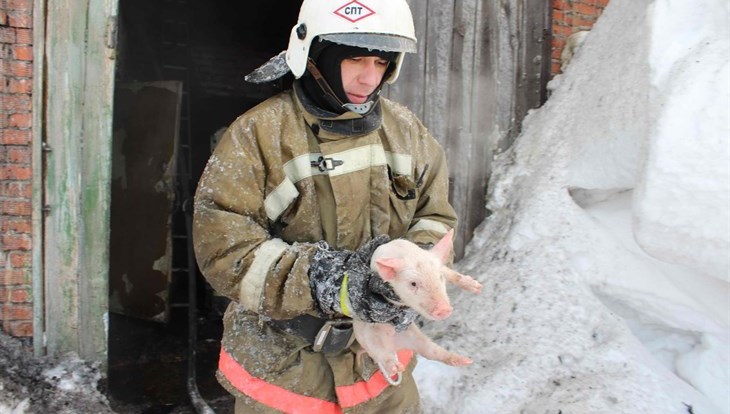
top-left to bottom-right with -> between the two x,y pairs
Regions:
309,235 -> 418,331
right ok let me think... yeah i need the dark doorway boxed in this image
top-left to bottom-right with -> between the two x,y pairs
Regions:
108,1 -> 301,412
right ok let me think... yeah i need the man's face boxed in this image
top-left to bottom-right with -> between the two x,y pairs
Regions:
340,56 -> 390,104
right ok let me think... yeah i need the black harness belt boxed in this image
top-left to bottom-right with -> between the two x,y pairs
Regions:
268,314 -> 355,354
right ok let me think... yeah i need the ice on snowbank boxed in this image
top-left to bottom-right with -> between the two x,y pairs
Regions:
414,0 -> 730,412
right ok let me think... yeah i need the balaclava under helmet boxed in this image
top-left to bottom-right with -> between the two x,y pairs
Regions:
300,40 -> 397,115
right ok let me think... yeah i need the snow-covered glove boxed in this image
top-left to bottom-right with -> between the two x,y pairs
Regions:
309,236 -> 417,331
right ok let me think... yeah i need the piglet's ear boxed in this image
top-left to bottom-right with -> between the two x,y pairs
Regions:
375,258 -> 404,281
431,229 -> 454,264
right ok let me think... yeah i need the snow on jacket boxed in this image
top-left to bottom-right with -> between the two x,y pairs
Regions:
192,87 -> 457,413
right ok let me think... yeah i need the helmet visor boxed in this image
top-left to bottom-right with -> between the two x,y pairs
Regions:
318,33 -> 417,54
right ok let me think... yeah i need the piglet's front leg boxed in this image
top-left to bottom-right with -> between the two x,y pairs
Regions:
445,268 -> 483,294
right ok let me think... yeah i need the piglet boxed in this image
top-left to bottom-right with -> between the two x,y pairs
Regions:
352,229 -> 483,383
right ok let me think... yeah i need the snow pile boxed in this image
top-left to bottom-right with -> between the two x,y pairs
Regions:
414,0 -> 729,413
0,332 -> 114,414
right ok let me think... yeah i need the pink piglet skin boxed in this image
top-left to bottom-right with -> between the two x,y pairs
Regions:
353,229 -> 483,377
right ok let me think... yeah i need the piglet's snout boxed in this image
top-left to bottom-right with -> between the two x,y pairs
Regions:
430,301 -> 453,320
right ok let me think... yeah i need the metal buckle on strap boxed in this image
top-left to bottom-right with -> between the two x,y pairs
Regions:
311,156 -> 344,172
312,319 -> 355,353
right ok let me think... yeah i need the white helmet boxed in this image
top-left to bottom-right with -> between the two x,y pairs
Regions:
286,0 -> 417,83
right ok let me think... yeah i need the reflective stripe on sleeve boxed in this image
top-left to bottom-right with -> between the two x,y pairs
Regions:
264,177 -> 299,221
219,348 -> 343,414
407,219 -> 450,236
335,350 -> 414,408
239,238 -> 288,312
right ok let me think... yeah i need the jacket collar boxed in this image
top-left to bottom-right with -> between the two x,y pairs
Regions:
293,81 -> 383,140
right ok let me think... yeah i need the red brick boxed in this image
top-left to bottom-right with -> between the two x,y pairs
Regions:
7,60 -> 32,77
9,251 -> 31,267
553,10 -> 568,25
10,288 -> 29,303
551,62 -> 562,74
8,113 -> 31,129
0,10 -> 7,26
1,217 -> 32,233
9,78 -> 32,94
0,164 -> 31,179
15,28 -> 31,44
552,0 -> 572,11
0,268 -> 29,284
7,321 -> 32,337
1,303 -> 32,320
552,48 -> 564,60
0,129 -> 31,145
552,37 -> 566,49
553,24 -> 574,37
0,27 -> 15,43
7,11 -> 32,28
7,146 -> 31,163
0,181 -> 31,197
0,199 -> 31,216
574,3 -> 598,16
12,45 -> 32,61
0,44 -> 10,59
573,16 -> 598,28
1,93 -> 32,112
5,0 -> 33,12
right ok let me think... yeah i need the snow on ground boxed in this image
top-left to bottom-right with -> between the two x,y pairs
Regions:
415,0 -> 730,413
0,332 -> 114,414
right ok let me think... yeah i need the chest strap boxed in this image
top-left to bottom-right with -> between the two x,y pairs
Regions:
268,314 -> 355,354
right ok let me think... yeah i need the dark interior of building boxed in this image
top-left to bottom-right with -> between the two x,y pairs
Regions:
107,1 -> 302,412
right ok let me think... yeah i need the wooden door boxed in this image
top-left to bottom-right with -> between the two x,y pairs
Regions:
41,0 -> 119,364
387,0 -> 551,258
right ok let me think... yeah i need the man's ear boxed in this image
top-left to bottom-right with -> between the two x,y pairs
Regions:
375,258 -> 404,281
430,229 -> 454,264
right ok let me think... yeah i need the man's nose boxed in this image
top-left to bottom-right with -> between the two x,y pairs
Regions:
359,62 -> 381,86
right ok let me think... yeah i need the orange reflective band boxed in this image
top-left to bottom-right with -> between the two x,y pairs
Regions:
219,349 -> 343,414
335,350 -> 414,409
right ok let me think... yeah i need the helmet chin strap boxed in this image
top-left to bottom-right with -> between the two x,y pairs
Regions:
343,101 -> 375,115
306,58 -> 379,115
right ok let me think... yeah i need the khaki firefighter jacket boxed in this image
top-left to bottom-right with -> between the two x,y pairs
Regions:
192,87 -> 457,413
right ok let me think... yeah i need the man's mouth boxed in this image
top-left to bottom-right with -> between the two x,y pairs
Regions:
347,93 -> 368,104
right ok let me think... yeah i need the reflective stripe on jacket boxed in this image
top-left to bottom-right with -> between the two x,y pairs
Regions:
219,347 -> 414,413
192,88 -> 457,412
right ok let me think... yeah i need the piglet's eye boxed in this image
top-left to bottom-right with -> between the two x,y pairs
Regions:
410,281 -> 417,287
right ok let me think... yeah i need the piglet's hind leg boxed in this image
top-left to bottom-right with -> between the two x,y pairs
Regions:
353,322 -> 405,376
399,324 -> 473,367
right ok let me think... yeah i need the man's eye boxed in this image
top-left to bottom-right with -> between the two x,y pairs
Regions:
377,60 -> 389,66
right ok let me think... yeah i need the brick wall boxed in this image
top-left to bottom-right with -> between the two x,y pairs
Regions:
552,0 -> 609,75
0,0 -> 34,338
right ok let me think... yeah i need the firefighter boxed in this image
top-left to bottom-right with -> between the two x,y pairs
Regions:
192,0 -> 457,412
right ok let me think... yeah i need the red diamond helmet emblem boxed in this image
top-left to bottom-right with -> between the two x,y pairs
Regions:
334,1 -> 376,23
